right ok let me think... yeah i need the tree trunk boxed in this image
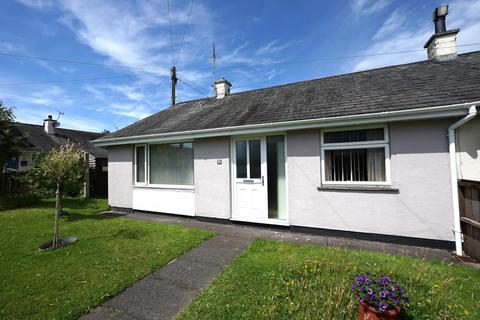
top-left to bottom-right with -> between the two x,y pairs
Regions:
53,181 -> 61,249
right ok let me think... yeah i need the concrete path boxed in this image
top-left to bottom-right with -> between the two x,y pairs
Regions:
81,234 -> 251,320
82,211 -> 457,320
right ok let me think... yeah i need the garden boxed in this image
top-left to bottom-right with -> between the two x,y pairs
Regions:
0,197 -> 214,320
179,239 -> 480,320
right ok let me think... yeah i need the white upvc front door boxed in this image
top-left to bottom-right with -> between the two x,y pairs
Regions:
231,137 -> 268,222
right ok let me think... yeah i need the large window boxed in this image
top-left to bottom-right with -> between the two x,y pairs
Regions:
149,143 -> 194,186
135,142 -> 194,186
321,127 -> 390,185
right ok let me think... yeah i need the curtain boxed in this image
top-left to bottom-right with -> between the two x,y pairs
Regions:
149,143 -> 193,185
325,147 -> 385,182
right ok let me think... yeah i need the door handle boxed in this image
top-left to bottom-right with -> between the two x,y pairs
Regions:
262,176 -> 264,186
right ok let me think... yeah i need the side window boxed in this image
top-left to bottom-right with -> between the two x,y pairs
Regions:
135,145 -> 146,183
321,127 -> 390,184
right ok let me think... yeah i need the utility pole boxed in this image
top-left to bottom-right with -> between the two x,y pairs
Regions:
171,66 -> 177,107
212,42 -> 216,96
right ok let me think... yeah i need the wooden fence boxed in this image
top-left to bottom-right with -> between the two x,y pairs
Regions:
459,179 -> 480,261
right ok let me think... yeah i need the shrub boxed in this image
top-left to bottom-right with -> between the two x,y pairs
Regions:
0,193 -> 41,210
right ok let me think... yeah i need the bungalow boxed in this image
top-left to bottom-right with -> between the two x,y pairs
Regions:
4,115 -> 108,196
94,6 -> 480,254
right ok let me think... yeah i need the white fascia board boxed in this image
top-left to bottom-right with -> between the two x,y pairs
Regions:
93,101 -> 478,147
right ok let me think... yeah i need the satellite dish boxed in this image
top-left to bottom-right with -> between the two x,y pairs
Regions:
53,122 -> 61,128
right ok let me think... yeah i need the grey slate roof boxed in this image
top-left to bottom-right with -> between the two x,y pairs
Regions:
13,123 -> 107,158
99,51 -> 480,141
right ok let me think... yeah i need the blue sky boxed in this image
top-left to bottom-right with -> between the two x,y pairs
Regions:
1,0 -> 479,132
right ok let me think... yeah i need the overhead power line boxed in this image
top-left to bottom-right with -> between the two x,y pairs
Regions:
175,0 -> 195,66
0,74 -> 136,87
166,0 -> 175,66
1,42 -> 480,74
177,77 -> 209,98
0,51 -> 164,72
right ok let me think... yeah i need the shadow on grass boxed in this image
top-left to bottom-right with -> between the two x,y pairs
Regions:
113,228 -> 148,240
39,197 -> 107,209
62,211 -> 115,222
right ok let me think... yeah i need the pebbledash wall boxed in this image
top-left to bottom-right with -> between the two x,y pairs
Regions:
107,118 -> 458,242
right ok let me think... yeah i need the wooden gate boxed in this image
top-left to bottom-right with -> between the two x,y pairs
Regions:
459,179 -> 480,261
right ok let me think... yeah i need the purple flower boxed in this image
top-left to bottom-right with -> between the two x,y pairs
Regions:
352,284 -> 356,292
379,302 -> 387,312
367,288 -> 373,295
380,290 -> 387,298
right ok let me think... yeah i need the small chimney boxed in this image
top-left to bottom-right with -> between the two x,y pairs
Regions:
214,78 -> 232,99
424,5 -> 460,61
43,115 -> 56,135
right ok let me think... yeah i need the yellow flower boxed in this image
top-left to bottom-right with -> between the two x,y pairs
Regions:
464,309 -> 469,316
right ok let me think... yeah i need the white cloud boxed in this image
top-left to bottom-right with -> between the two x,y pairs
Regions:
350,0 -> 480,72
108,102 -> 152,119
373,9 -> 407,40
351,0 -> 392,15
15,0 -> 54,9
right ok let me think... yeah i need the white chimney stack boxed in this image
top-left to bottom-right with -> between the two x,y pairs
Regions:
424,5 -> 460,61
43,115 -> 57,135
214,78 -> 232,99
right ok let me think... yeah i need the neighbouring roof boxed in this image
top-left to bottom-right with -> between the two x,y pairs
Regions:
98,51 -> 480,141
13,123 -> 108,158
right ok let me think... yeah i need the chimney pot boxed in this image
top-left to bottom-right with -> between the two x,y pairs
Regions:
214,78 -> 232,99
424,5 -> 459,61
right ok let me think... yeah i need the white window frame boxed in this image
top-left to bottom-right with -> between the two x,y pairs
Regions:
146,142 -> 195,189
320,125 -> 391,186
134,144 -> 147,185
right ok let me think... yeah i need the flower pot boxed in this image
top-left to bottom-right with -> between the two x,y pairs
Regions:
358,301 -> 401,320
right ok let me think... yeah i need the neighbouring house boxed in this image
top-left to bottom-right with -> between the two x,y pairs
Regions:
94,6 -> 480,254
4,115 -> 108,197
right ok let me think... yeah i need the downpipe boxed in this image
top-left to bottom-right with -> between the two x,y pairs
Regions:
448,104 -> 477,256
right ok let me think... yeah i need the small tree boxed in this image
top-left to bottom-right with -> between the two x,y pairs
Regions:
38,143 -> 85,248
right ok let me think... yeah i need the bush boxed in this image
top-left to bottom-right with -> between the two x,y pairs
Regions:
24,152 -> 84,197
0,193 -> 41,210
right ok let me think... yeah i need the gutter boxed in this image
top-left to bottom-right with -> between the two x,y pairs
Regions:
448,104 -> 478,257
93,101 -> 480,147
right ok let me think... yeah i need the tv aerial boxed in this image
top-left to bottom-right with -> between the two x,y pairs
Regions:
54,109 -> 64,128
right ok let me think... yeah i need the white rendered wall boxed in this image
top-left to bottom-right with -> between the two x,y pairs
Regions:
107,145 -> 133,209
286,119 -> 455,241
194,137 -> 231,219
132,187 -> 195,216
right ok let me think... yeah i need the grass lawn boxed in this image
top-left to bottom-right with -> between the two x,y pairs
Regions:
179,239 -> 480,320
0,198 -> 214,320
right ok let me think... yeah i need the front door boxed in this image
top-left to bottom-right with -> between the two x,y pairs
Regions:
231,135 -> 288,224
232,138 -> 268,221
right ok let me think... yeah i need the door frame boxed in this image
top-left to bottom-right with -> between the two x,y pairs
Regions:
230,133 -> 289,226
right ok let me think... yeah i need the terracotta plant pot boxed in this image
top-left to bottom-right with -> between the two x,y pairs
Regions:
358,301 -> 401,320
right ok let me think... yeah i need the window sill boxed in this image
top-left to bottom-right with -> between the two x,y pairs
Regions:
317,185 -> 399,193
132,184 -> 195,191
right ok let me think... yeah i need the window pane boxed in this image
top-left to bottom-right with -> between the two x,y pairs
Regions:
149,143 -> 193,185
136,146 -> 145,183
324,128 -> 384,144
236,141 -> 247,178
249,140 -> 261,178
267,136 -> 286,220
324,148 -> 385,182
